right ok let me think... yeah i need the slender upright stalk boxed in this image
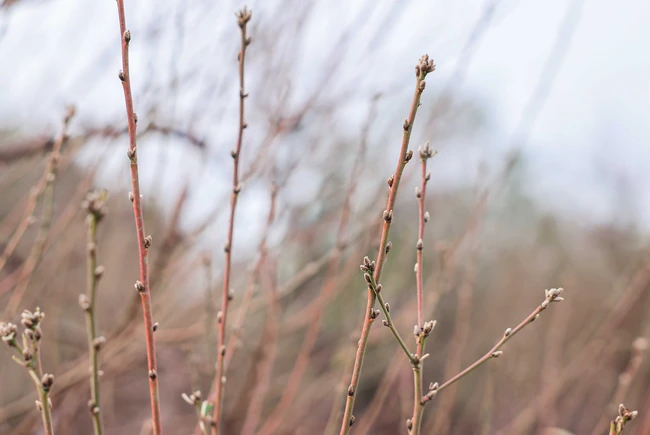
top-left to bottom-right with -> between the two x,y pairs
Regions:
339,55 -> 435,435
35,374 -> 54,435
408,142 -> 435,435
212,8 -> 252,435
203,254 -> 216,380
114,2 -> 162,433
257,100 -> 375,435
0,106 -> 74,278
409,335 -> 426,435
81,190 -> 108,435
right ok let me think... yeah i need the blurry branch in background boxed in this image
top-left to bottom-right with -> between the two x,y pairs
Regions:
426,0 -> 498,129
466,0 -> 585,197
80,190 -> 109,435
609,404 -> 638,435
202,253 -> 216,379
238,189 -> 279,435
502,257 -> 650,434
192,184 -> 279,435
591,338 -> 646,435
0,121 -> 206,165
1,309 -> 55,435
3,106 -> 75,317
114,0 -> 162,432
3,2 -> 649,434
339,54 -> 435,435
224,185 -> 279,374
0,167 -> 98,302
0,106 -> 75,279
506,0 -> 585,152
0,228 -> 346,428
212,8 -> 252,435
429,189 -> 485,435
256,95 -> 377,435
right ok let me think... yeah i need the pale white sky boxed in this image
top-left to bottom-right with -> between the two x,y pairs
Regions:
1,0 -> 649,239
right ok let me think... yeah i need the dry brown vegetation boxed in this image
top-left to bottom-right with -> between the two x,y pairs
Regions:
1,3 -> 649,435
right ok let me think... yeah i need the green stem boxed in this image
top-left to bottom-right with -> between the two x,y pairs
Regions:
410,336 -> 426,434
38,383 -> 54,435
367,275 -> 413,364
29,344 -> 54,435
85,211 -> 104,435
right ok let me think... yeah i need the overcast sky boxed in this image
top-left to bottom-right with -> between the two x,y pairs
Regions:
1,0 -> 649,235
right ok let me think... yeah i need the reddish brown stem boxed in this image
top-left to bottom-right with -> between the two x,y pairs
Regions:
339,55 -> 435,435
114,2 -> 162,433
212,8 -> 251,435
409,142 -> 435,435
224,184 -> 277,373
415,156 -> 427,328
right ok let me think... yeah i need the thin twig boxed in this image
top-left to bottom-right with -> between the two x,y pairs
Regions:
212,8 -> 252,435
339,55 -> 435,435
420,288 -> 566,411
114,1 -> 162,432
257,97 -> 376,435
502,259 -> 650,435
0,106 -> 74,277
592,338 -> 646,435
224,184 -> 277,373
80,190 -> 108,435
202,253 -> 216,380
408,141 -> 436,435
429,190 -> 485,435
240,257 -> 280,435
0,165 -> 97,299
4,168 -> 57,317
362,270 -> 414,363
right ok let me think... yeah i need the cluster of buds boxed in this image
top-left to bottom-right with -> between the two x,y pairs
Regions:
181,390 -> 203,406
21,308 -> 45,342
2,309 -> 55,393
236,7 -> 252,28
413,320 -> 437,340
415,54 -> 436,78
81,189 -> 109,221
541,287 -> 565,310
0,321 -> 18,348
419,141 -> 435,161
359,256 -> 376,275
612,404 -> 638,434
